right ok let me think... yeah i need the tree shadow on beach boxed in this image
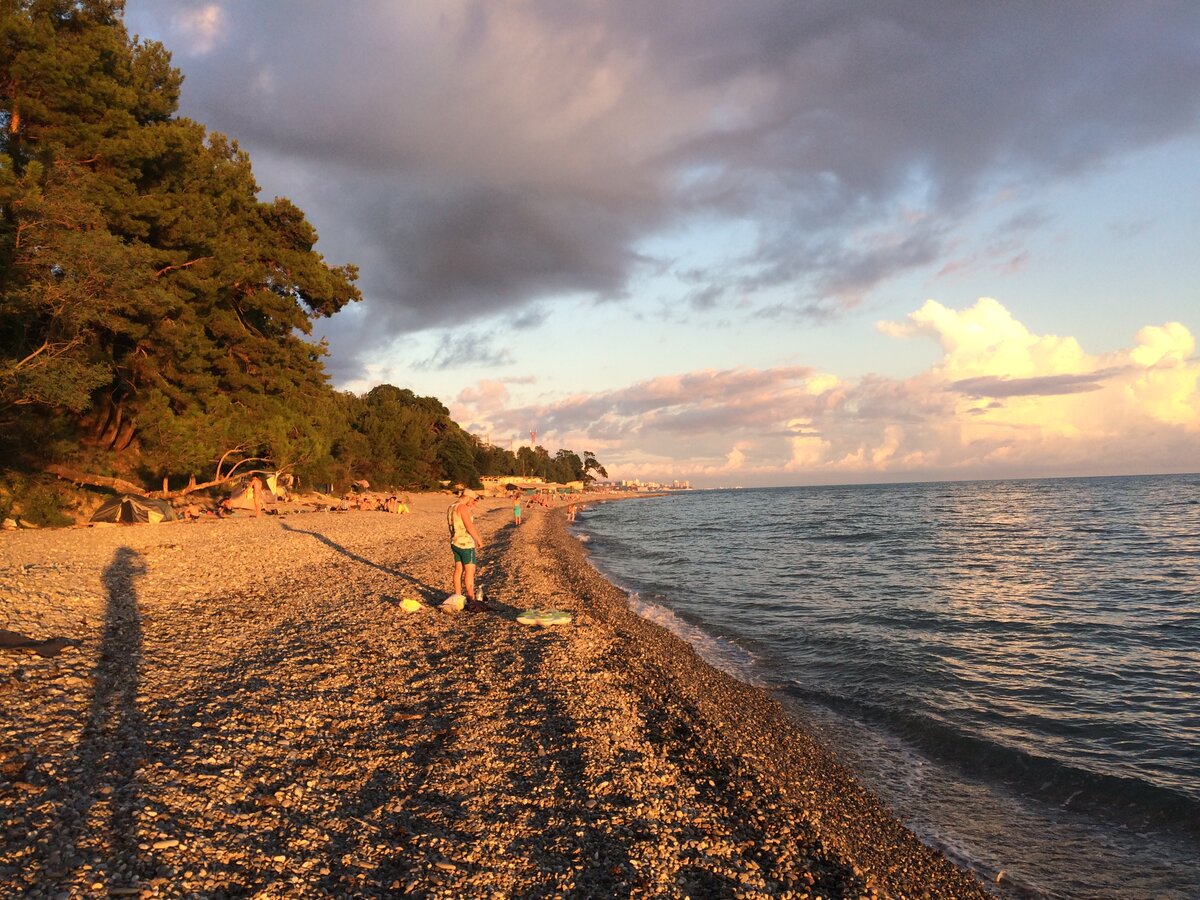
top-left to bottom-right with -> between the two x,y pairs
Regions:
35,546 -> 154,891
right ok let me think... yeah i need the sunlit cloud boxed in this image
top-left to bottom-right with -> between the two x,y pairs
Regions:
454,299 -> 1199,485
172,4 -> 224,56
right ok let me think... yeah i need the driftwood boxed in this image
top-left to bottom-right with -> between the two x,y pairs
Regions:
149,452 -> 279,500
46,465 -> 148,496
46,459 -> 280,500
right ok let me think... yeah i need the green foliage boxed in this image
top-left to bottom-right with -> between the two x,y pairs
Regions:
1,0 -> 360,481
583,450 -> 608,483
474,441 -> 517,479
0,3 -> 608,500
13,481 -> 72,527
437,427 -> 478,488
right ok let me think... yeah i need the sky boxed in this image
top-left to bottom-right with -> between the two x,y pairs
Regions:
123,1 -> 1200,487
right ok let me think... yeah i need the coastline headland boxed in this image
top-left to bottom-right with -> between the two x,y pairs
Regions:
1,493 -> 988,897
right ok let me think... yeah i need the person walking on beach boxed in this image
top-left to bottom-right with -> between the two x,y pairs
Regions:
448,489 -> 485,610
513,495 -> 522,526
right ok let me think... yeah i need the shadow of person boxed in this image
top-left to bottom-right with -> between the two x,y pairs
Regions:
45,546 -> 149,891
279,522 -> 441,597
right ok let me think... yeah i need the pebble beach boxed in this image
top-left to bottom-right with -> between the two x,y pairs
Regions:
1,494 -> 989,898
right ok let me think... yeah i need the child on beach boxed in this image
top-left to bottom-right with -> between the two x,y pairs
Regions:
513,497 -> 522,526
448,489 -> 485,610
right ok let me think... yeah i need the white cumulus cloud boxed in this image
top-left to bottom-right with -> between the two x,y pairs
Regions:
460,298 -> 1199,485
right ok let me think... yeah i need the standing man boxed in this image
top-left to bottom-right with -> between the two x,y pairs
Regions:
448,489 -> 485,609
249,475 -> 263,517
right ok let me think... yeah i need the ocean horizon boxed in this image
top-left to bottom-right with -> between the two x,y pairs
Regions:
575,473 -> 1200,899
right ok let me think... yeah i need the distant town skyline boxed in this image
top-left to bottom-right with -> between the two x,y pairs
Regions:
126,2 -> 1200,486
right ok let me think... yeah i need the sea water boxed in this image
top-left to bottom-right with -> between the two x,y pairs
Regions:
574,474 -> 1200,899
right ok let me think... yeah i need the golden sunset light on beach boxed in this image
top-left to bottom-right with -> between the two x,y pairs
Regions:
4,5 -> 1199,898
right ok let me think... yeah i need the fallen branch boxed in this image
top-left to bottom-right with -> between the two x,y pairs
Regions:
47,460 -> 285,501
46,464 -> 147,496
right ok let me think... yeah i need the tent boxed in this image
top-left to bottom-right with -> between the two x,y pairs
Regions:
90,494 -> 177,525
266,472 -> 292,501
225,480 -> 273,512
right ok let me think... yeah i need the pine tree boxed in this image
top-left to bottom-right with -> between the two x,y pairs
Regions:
1,0 -> 360,487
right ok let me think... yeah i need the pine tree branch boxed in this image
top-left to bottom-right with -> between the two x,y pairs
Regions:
154,256 -> 213,277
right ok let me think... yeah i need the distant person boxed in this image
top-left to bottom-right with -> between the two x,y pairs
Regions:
513,496 -> 522,526
448,489 -> 485,610
247,476 -> 264,517
398,494 -> 411,515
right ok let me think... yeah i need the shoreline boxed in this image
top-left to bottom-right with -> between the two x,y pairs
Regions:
544,501 -> 989,898
1,494 -> 988,897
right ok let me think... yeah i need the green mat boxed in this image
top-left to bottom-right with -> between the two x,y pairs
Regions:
516,608 -> 572,626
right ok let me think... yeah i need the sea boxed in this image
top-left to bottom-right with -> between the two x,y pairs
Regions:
572,474 -> 1200,899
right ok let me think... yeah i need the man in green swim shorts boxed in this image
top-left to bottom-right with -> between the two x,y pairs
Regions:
448,489 -> 485,609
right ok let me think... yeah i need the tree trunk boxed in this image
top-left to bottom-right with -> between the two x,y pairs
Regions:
99,401 -> 122,448
46,465 -> 147,496
113,416 -> 137,452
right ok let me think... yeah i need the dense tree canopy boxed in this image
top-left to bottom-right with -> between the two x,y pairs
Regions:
1,0 -> 359,481
0,1 -> 604,518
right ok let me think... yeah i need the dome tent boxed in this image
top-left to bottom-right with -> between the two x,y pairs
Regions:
90,494 -> 177,525
224,478 -> 276,511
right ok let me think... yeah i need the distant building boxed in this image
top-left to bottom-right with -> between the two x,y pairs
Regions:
480,475 -> 543,496
614,478 -> 692,492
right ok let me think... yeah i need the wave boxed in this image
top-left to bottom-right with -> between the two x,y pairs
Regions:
624,591 -> 761,686
782,681 -> 1200,836
580,476 -> 1200,897
806,531 -> 887,542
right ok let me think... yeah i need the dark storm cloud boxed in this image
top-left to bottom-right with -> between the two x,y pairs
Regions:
128,1 -> 1200,358
294,172 -> 647,340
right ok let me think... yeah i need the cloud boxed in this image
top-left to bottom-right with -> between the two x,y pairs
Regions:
126,1 -> 1200,364
172,4 -> 224,55
456,298 -> 1199,485
411,330 -> 514,371
949,372 -> 1113,398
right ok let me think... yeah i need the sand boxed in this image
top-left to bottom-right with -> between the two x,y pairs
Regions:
1,494 -> 989,898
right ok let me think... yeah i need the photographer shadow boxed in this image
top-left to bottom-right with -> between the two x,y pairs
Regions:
40,546 -> 152,891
